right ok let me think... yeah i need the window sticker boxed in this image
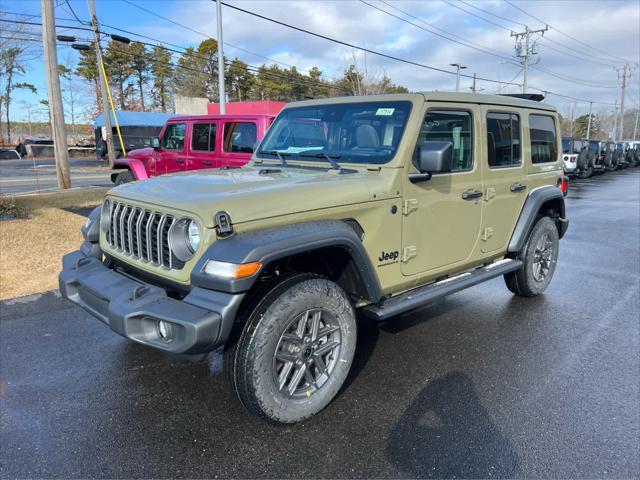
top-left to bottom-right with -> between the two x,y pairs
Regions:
376,108 -> 395,116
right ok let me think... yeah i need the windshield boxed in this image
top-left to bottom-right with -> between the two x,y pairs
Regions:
561,138 -> 572,153
589,140 -> 600,151
256,101 -> 412,165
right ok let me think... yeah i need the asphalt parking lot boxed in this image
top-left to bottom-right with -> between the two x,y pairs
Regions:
0,157 -> 112,195
1,170 -> 639,479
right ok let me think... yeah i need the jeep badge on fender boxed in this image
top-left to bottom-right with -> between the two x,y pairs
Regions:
60,92 -> 568,424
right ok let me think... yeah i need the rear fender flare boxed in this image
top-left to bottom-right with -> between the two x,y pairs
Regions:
508,186 -> 567,253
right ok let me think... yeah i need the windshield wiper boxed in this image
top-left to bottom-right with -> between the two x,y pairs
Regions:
258,149 -> 290,167
299,152 -> 342,171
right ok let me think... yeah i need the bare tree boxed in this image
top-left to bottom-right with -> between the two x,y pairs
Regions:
0,13 -> 41,144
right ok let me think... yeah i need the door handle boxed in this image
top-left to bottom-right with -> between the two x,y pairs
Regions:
202,161 -> 213,166
462,190 -> 483,200
175,159 -> 185,164
510,183 -> 527,192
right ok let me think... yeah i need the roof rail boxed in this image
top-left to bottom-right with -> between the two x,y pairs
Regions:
498,93 -> 545,102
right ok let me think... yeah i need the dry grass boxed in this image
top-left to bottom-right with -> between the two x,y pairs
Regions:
0,208 -> 88,300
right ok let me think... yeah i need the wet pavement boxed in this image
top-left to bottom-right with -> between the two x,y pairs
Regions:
1,170 -> 639,478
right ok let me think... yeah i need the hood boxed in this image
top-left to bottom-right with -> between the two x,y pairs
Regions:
108,165 -> 378,227
126,147 -> 154,159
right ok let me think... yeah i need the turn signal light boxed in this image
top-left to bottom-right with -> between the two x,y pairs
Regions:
203,260 -> 262,279
561,178 -> 568,194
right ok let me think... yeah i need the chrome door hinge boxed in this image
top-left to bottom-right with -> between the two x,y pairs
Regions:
403,245 -> 417,263
403,198 -> 418,215
482,227 -> 494,241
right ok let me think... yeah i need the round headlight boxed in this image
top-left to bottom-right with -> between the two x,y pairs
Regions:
169,218 -> 200,262
187,220 -> 200,252
100,199 -> 112,232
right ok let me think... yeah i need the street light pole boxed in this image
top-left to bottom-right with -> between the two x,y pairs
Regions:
216,0 -> 226,114
450,63 -> 467,92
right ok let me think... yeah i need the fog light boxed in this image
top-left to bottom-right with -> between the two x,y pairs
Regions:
157,320 -> 172,341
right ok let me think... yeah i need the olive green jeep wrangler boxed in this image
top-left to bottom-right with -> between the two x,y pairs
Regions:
60,92 -> 568,423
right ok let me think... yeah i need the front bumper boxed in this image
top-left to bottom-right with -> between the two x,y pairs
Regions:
59,250 -> 243,354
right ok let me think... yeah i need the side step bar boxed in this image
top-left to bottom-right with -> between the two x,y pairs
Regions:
362,259 -> 523,321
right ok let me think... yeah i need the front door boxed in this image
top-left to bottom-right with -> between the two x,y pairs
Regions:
219,121 -> 258,168
480,108 -> 527,253
401,104 -> 483,277
156,122 -> 187,175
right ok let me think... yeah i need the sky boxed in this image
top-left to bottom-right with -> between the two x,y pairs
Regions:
3,0 -> 639,123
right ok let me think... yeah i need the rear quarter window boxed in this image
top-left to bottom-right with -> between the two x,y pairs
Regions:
529,114 -> 558,164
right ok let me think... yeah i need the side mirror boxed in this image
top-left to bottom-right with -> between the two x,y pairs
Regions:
411,141 -> 453,182
151,137 -> 160,150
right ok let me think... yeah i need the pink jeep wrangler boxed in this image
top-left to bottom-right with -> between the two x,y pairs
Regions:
111,114 -> 275,184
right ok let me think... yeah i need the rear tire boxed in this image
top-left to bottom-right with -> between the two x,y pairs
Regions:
114,170 -> 134,185
226,273 -> 357,424
504,216 -> 559,297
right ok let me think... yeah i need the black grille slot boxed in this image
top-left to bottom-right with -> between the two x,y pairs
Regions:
105,201 -> 183,270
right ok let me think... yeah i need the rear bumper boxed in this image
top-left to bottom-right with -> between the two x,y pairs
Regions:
59,250 -> 243,354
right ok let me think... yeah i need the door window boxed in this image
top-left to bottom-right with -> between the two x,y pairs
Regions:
223,122 -> 257,153
161,123 -> 186,151
487,113 -> 521,167
418,109 -> 473,171
529,114 -> 557,164
192,123 -> 217,151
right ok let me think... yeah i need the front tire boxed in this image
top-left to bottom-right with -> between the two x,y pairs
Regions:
226,274 -> 357,423
504,216 -> 559,297
114,170 -> 134,185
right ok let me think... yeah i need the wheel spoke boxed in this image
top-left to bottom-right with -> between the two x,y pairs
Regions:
313,353 -> 327,375
304,366 -> 316,386
277,361 -> 294,391
281,333 -> 302,344
275,351 -> 297,363
310,310 -> 321,341
295,311 -> 308,338
316,325 -> 339,339
315,340 -> 340,357
287,364 -> 306,396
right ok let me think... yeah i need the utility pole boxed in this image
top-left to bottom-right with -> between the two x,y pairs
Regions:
633,109 -> 639,140
511,25 -> 548,93
586,101 -> 593,140
471,73 -> 477,93
41,0 -> 70,189
216,0 -> 226,114
88,0 -> 115,167
616,63 -> 630,141
612,99 -> 618,141
450,63 -> 467,92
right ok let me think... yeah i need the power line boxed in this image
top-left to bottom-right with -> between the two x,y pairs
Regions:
503,0 -> 634,65
436,1 -> 620,69
220,1 -> 521,87
362,0 -> 515,63
120,0 -> 341,83
365,0 -> 618,89
440,0 -> 513,32
458,0 -> 526,28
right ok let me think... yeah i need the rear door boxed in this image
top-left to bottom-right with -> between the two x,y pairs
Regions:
480,108 -> 527,253
156,122 -> 188,175
188,121 -> 219,169
219,120 -> 258,168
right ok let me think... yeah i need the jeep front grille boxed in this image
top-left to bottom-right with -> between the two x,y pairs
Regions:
106,202 -> 180,270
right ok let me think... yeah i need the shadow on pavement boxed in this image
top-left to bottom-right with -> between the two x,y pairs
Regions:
386,372 -> 520,479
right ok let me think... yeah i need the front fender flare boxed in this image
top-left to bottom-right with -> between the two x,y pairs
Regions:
508,186 -> 567,253
111,158 -> 149,182
191,220 -> 383,302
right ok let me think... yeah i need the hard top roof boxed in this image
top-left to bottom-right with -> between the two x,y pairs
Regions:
287,91 -> 556,112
